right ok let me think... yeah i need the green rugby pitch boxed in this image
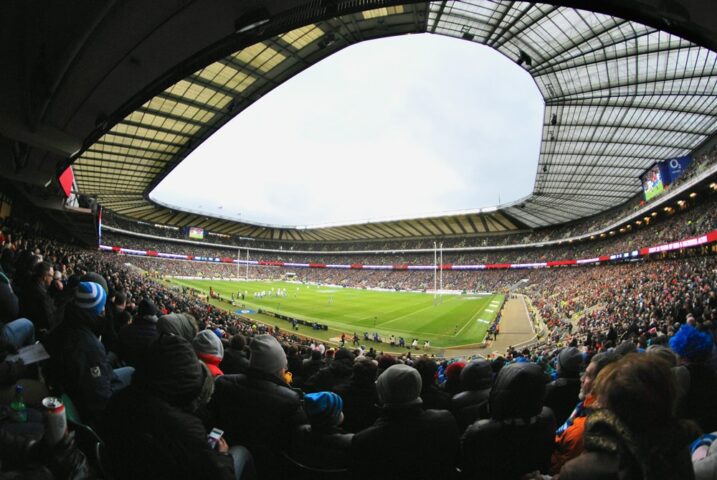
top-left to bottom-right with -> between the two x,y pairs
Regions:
170,278 -> 503,349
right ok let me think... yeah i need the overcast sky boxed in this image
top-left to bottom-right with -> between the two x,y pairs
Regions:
150,33 -> 544,227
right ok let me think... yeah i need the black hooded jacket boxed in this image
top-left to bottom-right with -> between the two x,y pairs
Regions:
43,304 -> 115,426
461,362 -> 556,480
452,359 -> 492,431
303,349 -> 355,393
102,335 -> 233,480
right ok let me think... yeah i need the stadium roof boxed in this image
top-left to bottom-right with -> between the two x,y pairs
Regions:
4,1 -> 717,241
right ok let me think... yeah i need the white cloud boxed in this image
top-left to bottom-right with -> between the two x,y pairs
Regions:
150,33 -> 543,227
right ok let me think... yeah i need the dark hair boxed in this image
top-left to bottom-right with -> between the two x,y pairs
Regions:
352,357 -> 377,384
32,260 -> 53,280
113,291 -> 126,305
590,351 -> 621,377
229,333 -> 246,350
593,354 -> 676,432
413,357 -> 438,383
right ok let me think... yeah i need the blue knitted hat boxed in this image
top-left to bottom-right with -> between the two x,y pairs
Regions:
304,392 -> 343,426
75,281 -> 107,317
669,324 -> 714,363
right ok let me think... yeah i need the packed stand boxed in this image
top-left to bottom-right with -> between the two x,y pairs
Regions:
1,218 -> 717,479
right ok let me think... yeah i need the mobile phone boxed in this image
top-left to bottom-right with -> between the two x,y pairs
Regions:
207,427 -> 224,448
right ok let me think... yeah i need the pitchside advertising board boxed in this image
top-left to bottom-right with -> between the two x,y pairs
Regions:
641,155 -> 693,201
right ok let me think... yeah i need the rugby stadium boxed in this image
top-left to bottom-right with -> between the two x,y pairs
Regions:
2,1 -> 717,479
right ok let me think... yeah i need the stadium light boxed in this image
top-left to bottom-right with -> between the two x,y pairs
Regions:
689,192 -> 698,198
235,8 -> 271,33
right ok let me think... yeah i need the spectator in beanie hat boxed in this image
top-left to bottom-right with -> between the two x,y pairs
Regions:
544,347 -> 584,426
351,364 -> 459,480
670,324 -> 717,433
452,359 -> 493,431
44,281 -> 133,426
193,329 -> 225,377
118,297 -> 160,366
289,391 -> 353,469
209,334 -> 306,477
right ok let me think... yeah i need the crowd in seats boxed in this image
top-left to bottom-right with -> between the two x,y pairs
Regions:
102,191 -> 717,274
102,149 -> 717,254
1,215 -> 717,479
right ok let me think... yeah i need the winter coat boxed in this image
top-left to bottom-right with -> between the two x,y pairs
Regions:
462,362 -> 556,480
544,375 -> 581,427
351,406 -> 460,480
208,371 -> 306,477
452,359 -> 493,431
118,317 -> 159,366
44,305 -> 115,426
551,394 -> 597,474
102,335 -> 233,480
420,383 -> 452,410
303,356 -> 353,393
219,347 -> 250,375
19,281 -> 56,330
558,409 -> 695,480
0,270 -> 19,324
677,363 -> 717,433
289,424 -> 353,470
333,378 -> 380,434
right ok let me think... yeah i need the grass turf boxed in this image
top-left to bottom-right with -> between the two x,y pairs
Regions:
170,278 -> 503,349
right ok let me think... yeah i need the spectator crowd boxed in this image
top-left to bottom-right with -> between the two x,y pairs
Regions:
0,194 -> 716,479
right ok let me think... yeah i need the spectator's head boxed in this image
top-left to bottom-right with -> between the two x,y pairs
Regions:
193,330 -> 225,361
75,281 -> 107,318
137,297 -> 160,323
80,272 -> 108,293
376,353 -> 397,375
157,313 -> 199,342
113,291 -> 127,311
32,261 -> 54,287
334,348 -> 355,367
229,333 -> 246,351
669,324 -> 714,364
303,392 -> 344,428
614,340 -> 638,356
413,357 -> 438,387
444,361 -> 465,388
133,334 -> 212,411
579,351 -> 620,400
489,362 -> 545,421
249,334 -> 288,380
376,364 -> 422,409
556,347 -> 583,377
646,344 -> 678,367
460,359 -> 493,391
593,354 -> 677,432
352,357 -> 377,385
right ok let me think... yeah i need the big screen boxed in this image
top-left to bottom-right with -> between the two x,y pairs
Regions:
641,164 -> 665,201
188,227 -> 204,240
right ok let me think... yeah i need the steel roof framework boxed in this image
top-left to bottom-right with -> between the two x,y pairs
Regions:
72,1 -> 717,240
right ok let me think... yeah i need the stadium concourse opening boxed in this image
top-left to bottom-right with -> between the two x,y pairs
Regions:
149,34 -> 543,227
